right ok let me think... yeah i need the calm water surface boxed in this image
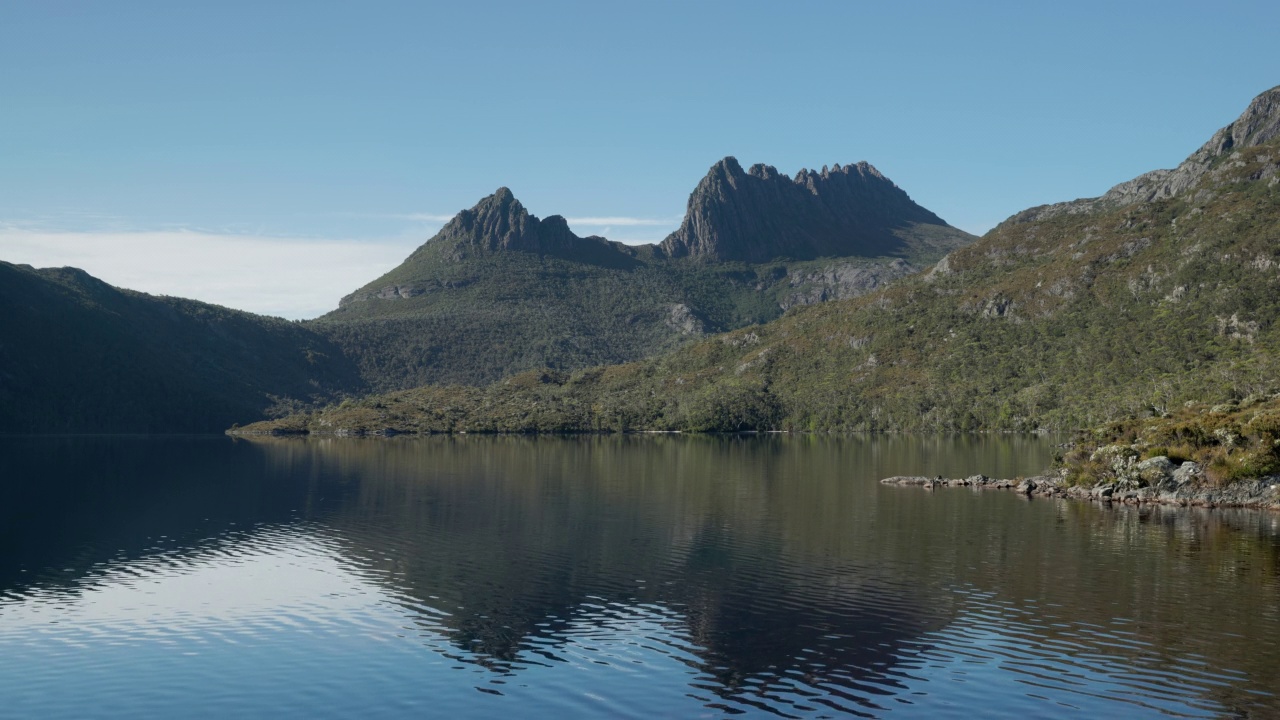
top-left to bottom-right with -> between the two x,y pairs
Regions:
2,435 -> 1279,718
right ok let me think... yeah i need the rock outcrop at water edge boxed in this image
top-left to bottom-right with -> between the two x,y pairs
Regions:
881,468 -> 1280,511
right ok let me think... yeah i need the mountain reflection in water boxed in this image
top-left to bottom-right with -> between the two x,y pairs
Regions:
255,435 -> 954,708
2,435 -> 1278,718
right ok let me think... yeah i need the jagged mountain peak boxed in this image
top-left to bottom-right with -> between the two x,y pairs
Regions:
714,156 -> 746,175
337,188 -> 640,309
660,157 -> 963,263
706,156 -> 889,186
793,160 -> 877,181
428,187 -> 581,255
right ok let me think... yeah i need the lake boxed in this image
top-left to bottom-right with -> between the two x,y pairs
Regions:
2,434 -> 1279,718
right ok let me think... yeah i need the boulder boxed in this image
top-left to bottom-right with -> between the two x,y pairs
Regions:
1173,461 -> 1203,486
1136,455 -> 1176,487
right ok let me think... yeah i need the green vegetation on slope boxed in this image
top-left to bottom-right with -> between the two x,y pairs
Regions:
237,139 -> 1280,436
312,244 -> 776,389
309,230 -> 959,390
1060,394 -> 1280,487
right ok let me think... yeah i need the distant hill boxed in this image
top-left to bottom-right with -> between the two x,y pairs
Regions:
312,158 -> 973,390
240,86 -> 1280,435
0,262 -> 364,432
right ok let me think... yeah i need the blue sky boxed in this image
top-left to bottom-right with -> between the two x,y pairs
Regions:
2,1 -> 1278,317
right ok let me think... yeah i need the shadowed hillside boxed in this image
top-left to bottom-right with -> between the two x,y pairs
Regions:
0,263 -> 364,432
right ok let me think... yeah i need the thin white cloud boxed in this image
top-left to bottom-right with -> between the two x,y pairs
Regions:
565,216 -> 674,226
388,212 -> 458,223
325,211 -> 457,223
0,227 -> 418,320
339,212 -> 679,229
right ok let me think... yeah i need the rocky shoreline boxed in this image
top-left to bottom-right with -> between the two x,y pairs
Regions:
880,467 -> 1280,511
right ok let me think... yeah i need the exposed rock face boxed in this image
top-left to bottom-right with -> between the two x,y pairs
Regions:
880,469 -> 1280,511
338,188 -> 633,307
923,253 -> 952,281
665,303 -> 705,335
1011,86 -> 1280,223
659,157 -> 959,263
779,258 -> 916,310
337,278 -> 476,308
434,187 -> 587,255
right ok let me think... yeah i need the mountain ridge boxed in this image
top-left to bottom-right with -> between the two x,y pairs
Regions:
419,186 -> 624,259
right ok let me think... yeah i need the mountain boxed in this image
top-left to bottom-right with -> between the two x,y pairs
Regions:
0,262 -> 364,433
239,85 -> 1280,435
407,186 -> 631,262
312,158 -> 973,390
659,157 -> 962,263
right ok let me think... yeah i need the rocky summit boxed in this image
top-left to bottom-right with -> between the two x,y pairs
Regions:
659,156 -> 963,263
337,187 -> 635,308
425,187 -> 620,258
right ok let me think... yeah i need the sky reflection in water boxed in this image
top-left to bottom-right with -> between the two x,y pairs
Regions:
1,435 -> 1277,718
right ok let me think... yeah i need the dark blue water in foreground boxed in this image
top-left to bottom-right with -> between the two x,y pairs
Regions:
2,435 -> 1279,718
